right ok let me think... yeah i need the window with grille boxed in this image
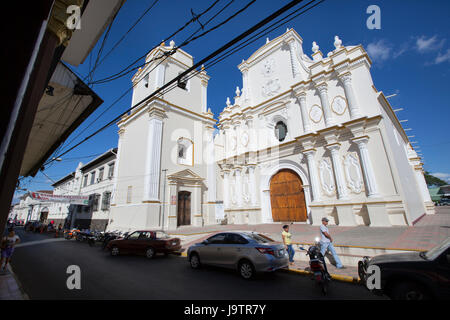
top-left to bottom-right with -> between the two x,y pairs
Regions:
90,172 -> 96,185
108,162 -> 115,178
98,167 -> 104,181
102,192 -> 111,210
92,194 -> 100,211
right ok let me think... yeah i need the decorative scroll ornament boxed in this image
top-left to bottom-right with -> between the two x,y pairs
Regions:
309,104 -> 323,123
344,153 -> 363,194
261,58 -> 275,77
331,96 -> 347,115
241,131 -> 249,147
262,79 -> 281,97
319,158 -> 336,196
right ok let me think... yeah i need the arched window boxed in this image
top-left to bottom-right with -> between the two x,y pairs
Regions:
274,121 -> 288,142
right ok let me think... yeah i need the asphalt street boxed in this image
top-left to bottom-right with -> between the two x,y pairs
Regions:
10,228 -> 386,300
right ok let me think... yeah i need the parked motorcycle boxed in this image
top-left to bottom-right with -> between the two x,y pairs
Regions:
299,238 -> 331,295
101,230 -> 125,250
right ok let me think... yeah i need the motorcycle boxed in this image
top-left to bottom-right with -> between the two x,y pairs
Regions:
101,230 -> 128,250
88,231 -> 105,247
299,238 -> 331,295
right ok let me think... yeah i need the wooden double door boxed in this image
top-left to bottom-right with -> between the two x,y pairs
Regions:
270,169 -> 307,222
177,191 -> 191,226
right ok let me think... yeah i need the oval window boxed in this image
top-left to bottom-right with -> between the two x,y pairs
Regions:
274,121 -> 288,142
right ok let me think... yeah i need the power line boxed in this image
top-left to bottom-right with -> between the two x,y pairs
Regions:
47,0 -> 317,167
89,0 -> 222,85
54,0 -> 253,155
158,0 -> 324,97
86,0 -> 158,84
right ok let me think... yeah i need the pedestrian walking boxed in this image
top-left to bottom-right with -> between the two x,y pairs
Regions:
319,217 -> 344,269
282,224 -> 295,265
0,227 -> 21,273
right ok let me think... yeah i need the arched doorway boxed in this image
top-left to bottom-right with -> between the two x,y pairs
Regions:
177,191 -> 191,226
270,169 -> 307,222
39,207 -> 49,223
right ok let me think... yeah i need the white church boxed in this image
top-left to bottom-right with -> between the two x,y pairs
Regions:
107,28 -> 434,232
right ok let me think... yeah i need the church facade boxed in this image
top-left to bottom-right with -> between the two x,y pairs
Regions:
107,29 -> 433,232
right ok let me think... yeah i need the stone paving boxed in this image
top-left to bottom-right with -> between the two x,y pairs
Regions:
174,207 -> 450,251
0,265 -> 27,300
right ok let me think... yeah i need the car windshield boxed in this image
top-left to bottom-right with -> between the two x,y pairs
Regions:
245,233 -> 275,243
424,238 -> 450,260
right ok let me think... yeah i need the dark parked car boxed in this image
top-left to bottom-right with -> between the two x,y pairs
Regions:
106,230 -> 182,259
358,238 -> 450,300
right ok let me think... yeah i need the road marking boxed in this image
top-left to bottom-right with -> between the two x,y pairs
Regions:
15,238 -> 67,248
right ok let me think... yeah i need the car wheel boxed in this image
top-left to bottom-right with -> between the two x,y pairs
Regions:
238,260 -> 255,280
111,246 -> 120,256
390,281 -> 430,300
145,247 -> 155,259
190,253 -> 201,269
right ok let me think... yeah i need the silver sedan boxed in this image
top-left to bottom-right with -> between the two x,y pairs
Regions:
187,231 -> 289,279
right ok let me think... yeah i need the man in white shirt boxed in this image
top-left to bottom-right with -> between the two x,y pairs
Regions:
319,217 -> 344,269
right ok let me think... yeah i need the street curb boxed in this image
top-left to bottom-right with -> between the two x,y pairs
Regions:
180,251 -> 360,284
284,267 -> 361,284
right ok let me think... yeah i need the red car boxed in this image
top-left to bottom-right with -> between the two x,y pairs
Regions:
106,230 -> 182,259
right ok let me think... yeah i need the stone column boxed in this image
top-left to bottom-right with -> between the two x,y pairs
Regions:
339,72 -> 361,119
223,169 -> 231,208
167,182 -> 178,230
235,167 -> 243,207
316,83 -> 335,127
143,112 -> 164,201
352,137 -> 380,198
303,149 -> 321,202
326,143 -> 349,200
242,66 -> 251,104
111,128 -> 124,205
248,165 -> 257,206
297,92 -> 312,133
206,127 -> 216,203
287,39 -> 300,77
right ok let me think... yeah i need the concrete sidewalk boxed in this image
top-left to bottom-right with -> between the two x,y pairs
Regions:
172,207 -> 450,251
0,265 -> 28,300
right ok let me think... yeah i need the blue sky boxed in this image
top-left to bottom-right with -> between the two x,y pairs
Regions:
16,0 -> 450,200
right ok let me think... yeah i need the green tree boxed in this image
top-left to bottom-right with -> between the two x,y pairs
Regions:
424,171 -> 447,186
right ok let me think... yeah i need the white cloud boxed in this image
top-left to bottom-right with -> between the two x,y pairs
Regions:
416,35 -> 445,53
432,172 -> 450,183
434,49 -> 450,64
367,40 -> 391,61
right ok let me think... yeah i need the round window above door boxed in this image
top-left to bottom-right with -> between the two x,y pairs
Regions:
274,121 -> 288,142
